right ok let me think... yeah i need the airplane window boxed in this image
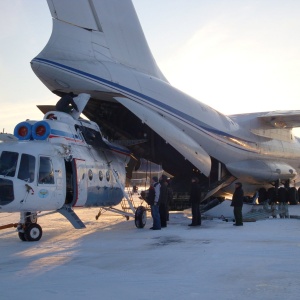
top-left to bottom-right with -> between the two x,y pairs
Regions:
99,170 -> 103,181
18,154 -> 36,182
38,157 -> 54,184
0,151 -> 18,177
106,170 -> 110,181
88,169 -> 93,180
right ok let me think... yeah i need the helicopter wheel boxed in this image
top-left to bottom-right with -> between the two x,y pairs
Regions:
24,223 -> 43,241
18,231 -> 27,242
135,206 -> 147,228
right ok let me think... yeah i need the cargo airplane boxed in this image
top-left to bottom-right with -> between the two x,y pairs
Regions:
31,0 -> 300,195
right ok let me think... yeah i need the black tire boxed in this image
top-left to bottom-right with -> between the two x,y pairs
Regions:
288,187 -> 298,205
278,187 -> 288,203
135,206 -> 147,228
18,232 -> 27,242
267,187 -> 276,204
24,223 -> 43,241
258,188 -> 267,203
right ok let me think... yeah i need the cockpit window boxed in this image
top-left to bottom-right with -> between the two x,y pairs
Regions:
38,156 -> 54,184
0,151 -> 18,177
18,154 -> 36,182
77,125 -> 109,148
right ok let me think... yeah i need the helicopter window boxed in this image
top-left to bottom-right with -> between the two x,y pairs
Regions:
38,156 -> 54,184
79,126 -> 108,148
18,154 -> 36,182
88,169 -> 93,180
99,170 -> 103,181
75,126 -> 84,141
0,151 -> 18,177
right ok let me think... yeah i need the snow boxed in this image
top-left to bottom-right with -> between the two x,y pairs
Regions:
1,206 -> 300,300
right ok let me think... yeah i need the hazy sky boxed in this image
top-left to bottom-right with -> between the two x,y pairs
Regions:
1,0 -> 300,134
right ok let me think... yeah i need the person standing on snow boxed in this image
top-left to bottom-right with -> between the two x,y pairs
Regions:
231,182 -> 244,226
149,176 -> 161,230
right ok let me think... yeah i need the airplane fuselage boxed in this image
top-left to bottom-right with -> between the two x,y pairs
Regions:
31,57 -> 300,193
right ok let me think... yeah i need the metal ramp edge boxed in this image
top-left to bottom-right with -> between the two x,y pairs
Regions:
57,206 -> 86,229
201,175 -> 236,202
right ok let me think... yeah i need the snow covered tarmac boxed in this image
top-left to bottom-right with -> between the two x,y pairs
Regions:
1,207 -> 300,300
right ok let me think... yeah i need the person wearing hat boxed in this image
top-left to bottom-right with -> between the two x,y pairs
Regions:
149,176 -> 161,230
231,182 -> 244,226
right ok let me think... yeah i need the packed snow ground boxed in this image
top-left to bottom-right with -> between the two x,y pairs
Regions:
1,206 -> 300,300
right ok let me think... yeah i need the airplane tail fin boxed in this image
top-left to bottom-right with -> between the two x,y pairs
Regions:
38,0 -> 166,81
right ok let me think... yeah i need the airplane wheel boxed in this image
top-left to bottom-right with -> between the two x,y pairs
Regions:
288,187 -> 298,205
24,224 -> 43,241
135,206 -> 146,228
18,232 -> 27,242
278,187 -> 288,203
258,188 -> 267,203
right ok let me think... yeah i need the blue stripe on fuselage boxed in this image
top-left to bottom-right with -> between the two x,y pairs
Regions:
33,58 -> 257,153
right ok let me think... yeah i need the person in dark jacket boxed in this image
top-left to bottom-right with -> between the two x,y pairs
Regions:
55,92 -> 79,113
231,182 -> 244,226
159,176 -> 168,228
166,179 -> 173,221
188,177 -> 201,226
149,176 -> 161,230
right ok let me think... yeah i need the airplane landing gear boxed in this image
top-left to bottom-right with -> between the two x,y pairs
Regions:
135,206 -> 147,228
17,212 -> 43,242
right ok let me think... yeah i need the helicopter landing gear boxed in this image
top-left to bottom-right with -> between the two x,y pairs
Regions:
17,212 -> 43,242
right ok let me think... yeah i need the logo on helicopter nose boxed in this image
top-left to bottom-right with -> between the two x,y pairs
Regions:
39,189 -> 49,198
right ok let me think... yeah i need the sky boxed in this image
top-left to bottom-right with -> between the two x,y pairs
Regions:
1,203 -> 300,299
1,0 -> 300,134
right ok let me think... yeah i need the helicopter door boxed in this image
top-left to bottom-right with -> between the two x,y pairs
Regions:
72,158 -> 87,207
36,156 -> 64,210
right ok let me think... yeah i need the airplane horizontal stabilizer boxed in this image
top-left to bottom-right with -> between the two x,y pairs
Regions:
257,110 -> 300,129
115,97 -> 211,176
